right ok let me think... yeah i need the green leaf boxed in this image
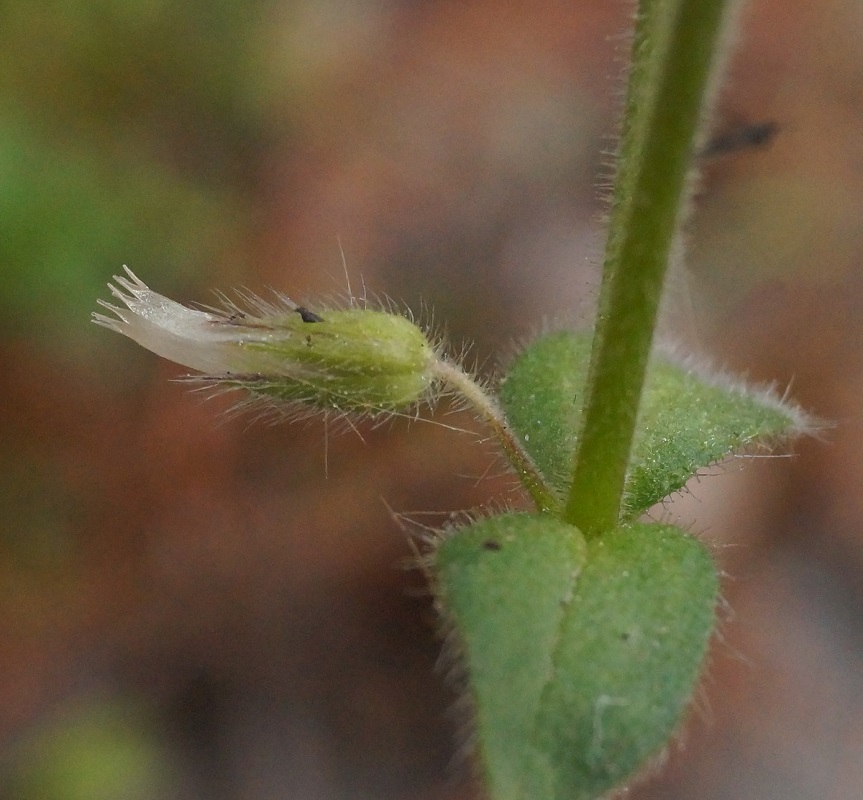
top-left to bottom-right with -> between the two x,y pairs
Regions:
500,331 -> 805,519
623,355 -> 802,518
499,332 -> 592,501
434,514 -> 588,797
434,515 -> 717,800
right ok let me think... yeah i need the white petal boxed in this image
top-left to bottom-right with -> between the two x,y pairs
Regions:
92,267 -> 260,374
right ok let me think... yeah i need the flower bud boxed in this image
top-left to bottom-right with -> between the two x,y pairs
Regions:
93,267 -> 440,413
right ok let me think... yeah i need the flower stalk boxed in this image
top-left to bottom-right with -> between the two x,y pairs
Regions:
431,358 -> 557,513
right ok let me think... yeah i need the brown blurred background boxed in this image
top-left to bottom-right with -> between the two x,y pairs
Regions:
1,1 -> 862,798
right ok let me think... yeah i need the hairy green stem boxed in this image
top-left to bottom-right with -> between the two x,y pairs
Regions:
433,358 -> 558,513
565,0 -> 734,534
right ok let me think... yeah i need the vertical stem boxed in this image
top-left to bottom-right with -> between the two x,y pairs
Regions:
565,0 -> 734,534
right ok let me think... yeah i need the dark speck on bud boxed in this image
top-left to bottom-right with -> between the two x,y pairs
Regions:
296,306 -> 324,323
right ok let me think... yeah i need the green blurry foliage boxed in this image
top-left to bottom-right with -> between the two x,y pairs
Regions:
0,1 -> 276,339
0,122 -> 234,338
2,700 -> 174,800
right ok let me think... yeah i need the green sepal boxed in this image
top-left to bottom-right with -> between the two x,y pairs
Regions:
499,331 -> 804,519
217,308 -> 437,412
434,515 -> 718,800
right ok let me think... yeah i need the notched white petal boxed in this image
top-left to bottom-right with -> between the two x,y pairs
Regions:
92,266 -> 270,374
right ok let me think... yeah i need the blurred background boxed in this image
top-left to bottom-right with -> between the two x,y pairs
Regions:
1,1 -> 862,798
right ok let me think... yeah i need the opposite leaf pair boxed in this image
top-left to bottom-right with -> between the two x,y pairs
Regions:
431,328 -> 806,800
